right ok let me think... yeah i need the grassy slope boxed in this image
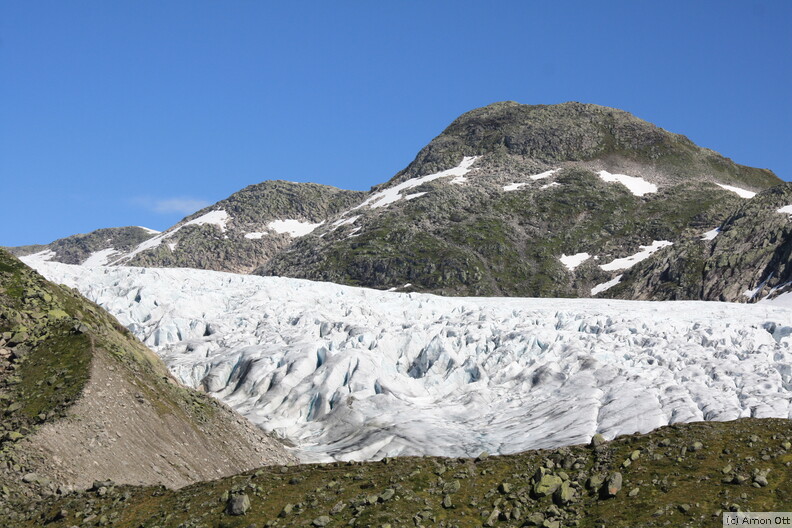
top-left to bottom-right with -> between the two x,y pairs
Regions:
19,418 -> 792,528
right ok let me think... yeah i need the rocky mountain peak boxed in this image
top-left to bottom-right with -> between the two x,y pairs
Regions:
386,101 -> 778,189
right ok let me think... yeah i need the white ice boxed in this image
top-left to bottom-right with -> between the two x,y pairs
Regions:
24,261 -> 792,463
765,291 -> 792,307
267,219 -> 324,237
716,183 -> 756,199
20,250 -> 56,265
590,274 -> 623,295
597,170 -> 657,196
599,241 -> 673,271
560,252 -> 590,271
352,156 -> 479,210
82,248 -> 118,267
701,228 -> 721,241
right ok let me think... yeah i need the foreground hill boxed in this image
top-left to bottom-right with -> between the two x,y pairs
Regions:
17,418 -> 792,528
9,102 -> 783,299
0,250 -> 294,524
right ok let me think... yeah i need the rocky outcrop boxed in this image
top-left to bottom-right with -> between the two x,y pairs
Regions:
382,101 -> 778,189
612,183 -> 792,302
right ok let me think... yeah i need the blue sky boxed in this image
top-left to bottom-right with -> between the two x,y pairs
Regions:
2,1 -> 790,246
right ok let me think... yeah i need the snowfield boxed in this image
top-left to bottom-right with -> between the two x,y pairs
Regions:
25,260 -> 792,463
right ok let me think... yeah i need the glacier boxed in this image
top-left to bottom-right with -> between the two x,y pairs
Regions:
25,260 -> 792,463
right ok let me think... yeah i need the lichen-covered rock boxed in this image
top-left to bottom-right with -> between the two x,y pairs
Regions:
590,433 -> 607,447
553,480 -> 576,505
533,469 -> 563,498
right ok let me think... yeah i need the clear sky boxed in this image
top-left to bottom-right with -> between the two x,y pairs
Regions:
2,1 -> 790,246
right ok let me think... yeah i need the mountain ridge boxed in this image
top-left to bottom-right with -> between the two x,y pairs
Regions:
7,101 -> 785,301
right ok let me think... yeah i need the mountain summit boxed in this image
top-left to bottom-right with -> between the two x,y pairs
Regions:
260,102 -> 781,296
384,101 -> 777,188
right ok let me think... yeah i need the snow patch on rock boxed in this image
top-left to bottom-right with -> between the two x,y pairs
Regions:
83,248 -> 118,267
776,205 -> 792,215
591,274 -> 623,295
560,253 -> 590,271
185,210 -> 230,232
716,183 -> 756,199
353,156 -> 479,210
114,210 -> 231,264
600,241 -> 673,271
530,169 -> 560,181
503,182 -> 528,192
267,219 -> 324,237
701,228 -> 721,241
449,175 -> 467,185
597,170 -> 657,196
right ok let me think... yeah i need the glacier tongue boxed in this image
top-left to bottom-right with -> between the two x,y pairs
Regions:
26,261 -> 792,463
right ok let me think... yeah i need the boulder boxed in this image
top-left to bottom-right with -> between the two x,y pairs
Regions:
601,472 -> 622,498
226,493 -> 250,516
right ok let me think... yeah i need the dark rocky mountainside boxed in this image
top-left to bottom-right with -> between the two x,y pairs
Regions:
15,418 -> 792,527
259,102 -> 782,297
0,250 -> 294,524
611,182 -> 792,302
